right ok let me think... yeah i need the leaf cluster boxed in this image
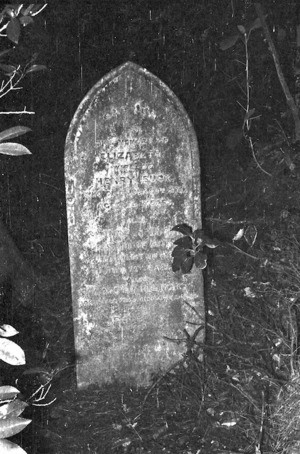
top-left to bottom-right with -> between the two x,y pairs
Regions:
0,50 -> 46,78
0,4 -> 47,45
171,223 -> 219,274
0,126 -> 32,156
219,16 -> 264,51
0,4 -> 47,157
0,324 -> 30,453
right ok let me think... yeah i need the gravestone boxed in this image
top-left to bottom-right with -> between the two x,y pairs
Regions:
65,61 -> 204,388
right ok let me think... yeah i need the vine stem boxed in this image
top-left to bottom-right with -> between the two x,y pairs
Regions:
255,2 -> 300,141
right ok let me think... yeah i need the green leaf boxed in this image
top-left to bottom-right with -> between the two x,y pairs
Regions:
237,24 -> 246,34
0,386 -> 20,401
173,236 -> 193,248
6,18 -> 21,44
194,229 -> 204,244
247,16 -> 265,33
171,223 -> 193,236
0,399 -> 28,419
181,256 -> 194,274
172,245 -> 187,257
244,224 -> 257,247
172,248 -> 194,273
0,324 -> 19,338
21,4 -> 36,16
22,366 -> 52,376
172,257 -> 182,272
0,63 -> 17,75
0,338 -> 25,365
26,64 -> 47,74
3,6 -> 15,19
244,108 -> 256,120
219,34 -> 240,50
0,49 -> 11,59
194,251 -> 207,270
19,15 -> 34,27
203,236 -> 220,248
0,416 -> 31,438
248,17 -> 261,32
0,126 -> 32,142
0,438 -> 28,453
0,143 -> 31,156
30,4 -> 48,16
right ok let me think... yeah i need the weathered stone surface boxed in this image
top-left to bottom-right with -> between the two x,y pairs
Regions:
65,61 -> 204,388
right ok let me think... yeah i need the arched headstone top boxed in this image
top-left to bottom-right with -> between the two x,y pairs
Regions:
68,61 -> 197,149
66,62 -> 200,223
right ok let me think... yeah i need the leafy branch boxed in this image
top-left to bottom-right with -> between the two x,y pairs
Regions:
220,1 -> 300,167
0,4 -> 47,156
0,4 -> 47,45
171,223 -> 219,274
255,2 -> 300,141
0,324 -> 30,453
